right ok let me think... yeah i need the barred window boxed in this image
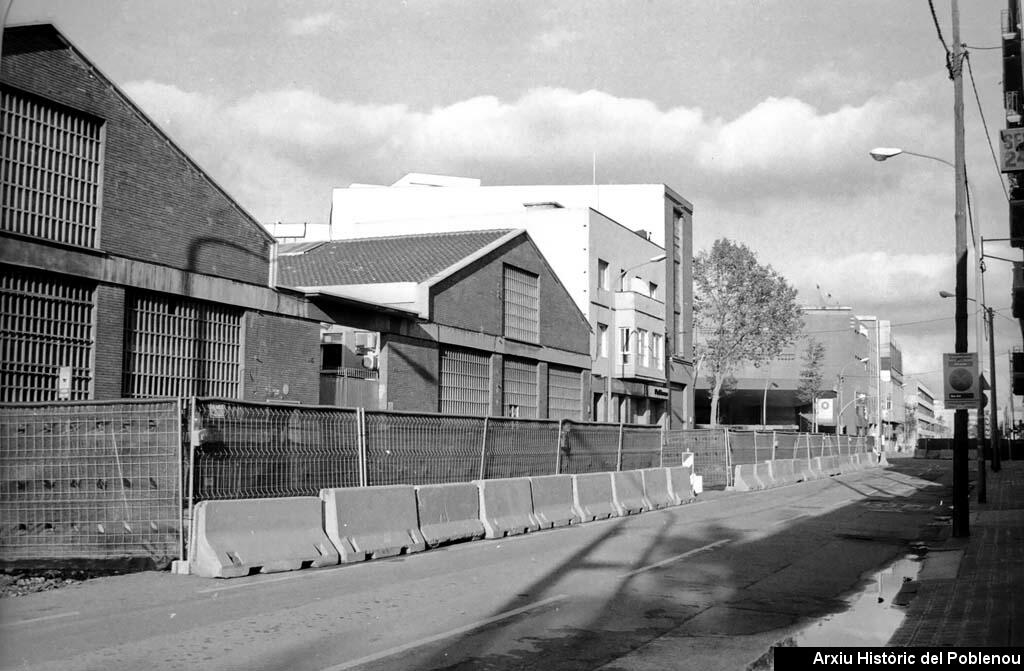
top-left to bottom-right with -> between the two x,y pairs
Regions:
123,292 -> 241,398
0,267 -> 94,402
548,366 -> 581,420
439,346 -> 491,416
502,265 -> 539,343
1,88 -> 103,248
503,358 -> 537,418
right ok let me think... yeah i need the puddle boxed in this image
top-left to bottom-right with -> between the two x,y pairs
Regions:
792,555 -> 923,647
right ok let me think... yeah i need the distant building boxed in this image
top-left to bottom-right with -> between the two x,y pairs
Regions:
280,174 -> 696,426
1,24 -> 325,403
278,229 -> 593,418
906,380 -> 943,443
696,307 -> 877,433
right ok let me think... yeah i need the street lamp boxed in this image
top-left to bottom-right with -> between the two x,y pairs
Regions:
762,380 -> 778,428
618,253 -> 667,291
868,5 -> 971,538
836,355 -> 870,435
869,147 -> 955,168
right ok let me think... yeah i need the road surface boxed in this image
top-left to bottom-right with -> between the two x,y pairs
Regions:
0,459 -> 951,670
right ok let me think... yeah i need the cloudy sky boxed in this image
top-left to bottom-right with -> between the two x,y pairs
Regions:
8,0 -> 1021,409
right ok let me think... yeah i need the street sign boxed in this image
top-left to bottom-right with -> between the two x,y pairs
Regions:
1001,128 -> 1024,172
815,398 -> 835,426
943,352 -> 979,410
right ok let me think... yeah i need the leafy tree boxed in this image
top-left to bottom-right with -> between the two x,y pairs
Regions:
796,338 -> 826,430
694,238 -> 803,426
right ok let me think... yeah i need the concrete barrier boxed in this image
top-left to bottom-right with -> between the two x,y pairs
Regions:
474,477 -> 540,539
771,459 -> 797,485
190,497 -> 339,578
640,468 -> 675,509
795,458 -> 817,482
732,463 -> 761,491
821,455 -> 841,476
667,465 -> 694,503
415,482 -> 485,547
321,485 -> 426,563
572,472 -> 618,521
612,470 -> 650,515
878,451 -> 890,466
529,474 -> 580,528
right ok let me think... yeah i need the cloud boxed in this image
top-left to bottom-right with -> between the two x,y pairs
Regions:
531,28 -> 582,53
286,12 -> 339,36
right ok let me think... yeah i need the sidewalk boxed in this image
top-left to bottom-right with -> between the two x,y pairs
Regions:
887,458 -> 1024,647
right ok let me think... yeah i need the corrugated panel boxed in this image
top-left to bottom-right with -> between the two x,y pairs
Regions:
439,346 -> 490,416
503,265 -> 539,343
503,358 -> 537,418
548,366 -> 581,420
122,292 -> 241,398
0,267 -> 95,402
1,89 -> 102,248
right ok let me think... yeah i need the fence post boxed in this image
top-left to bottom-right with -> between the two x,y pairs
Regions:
724,428 -> 733,487
176,397 -> 185,563
555,419 -> 564,475
357,408 -> 368,488
616,421 -> 624,472
659,422 -> 666,468
772,430 -> 777,461
479,416 -> 490,481
186,396 -> 199,562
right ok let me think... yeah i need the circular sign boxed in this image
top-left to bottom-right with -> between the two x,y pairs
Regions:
819,400 -> 831,410
948,368 -> 974,391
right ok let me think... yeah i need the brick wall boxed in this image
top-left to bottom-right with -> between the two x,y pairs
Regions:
431,236 -> 590,356
1,26 -> 271,286
243,312 -> 321,404
384,336 -> 439,412
92,284 -> 126,399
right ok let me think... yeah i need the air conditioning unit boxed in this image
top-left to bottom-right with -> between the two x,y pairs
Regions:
361,353 -> 379,371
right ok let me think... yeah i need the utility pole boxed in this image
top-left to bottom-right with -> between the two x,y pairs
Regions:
988,307 -> 1002,471
951,0 -> 971,537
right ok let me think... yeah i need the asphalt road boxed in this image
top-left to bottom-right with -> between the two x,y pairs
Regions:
0,459 -> 952,671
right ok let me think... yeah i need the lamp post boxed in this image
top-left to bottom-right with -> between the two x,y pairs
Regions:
837,355 -> 870,435
762,379 -> 778,428
867,0 -> 970,536
615,253 -> 668,426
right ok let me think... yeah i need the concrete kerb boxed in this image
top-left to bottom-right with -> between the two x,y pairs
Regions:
572,472 -> 618,521
415,482 -> 485,547
528,474 -> 580,528
640,468 -> 675,509
321,485 -> 426,563
190,496 -> 339,578
612,470 -> 651,515
474,477 -> 541,539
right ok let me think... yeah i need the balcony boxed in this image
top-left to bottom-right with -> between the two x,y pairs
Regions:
612,289 -> 664,317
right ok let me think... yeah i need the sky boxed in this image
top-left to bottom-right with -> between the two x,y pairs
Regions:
7,0 -> 1022,416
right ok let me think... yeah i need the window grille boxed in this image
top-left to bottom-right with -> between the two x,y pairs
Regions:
439,346 -> 490,416
1,89 -> 103,248
123,292 -> 241,398
548,366 -> 581,420
503,357 -> 537,418
502,265 -> 539,343
0,267 -> 94,402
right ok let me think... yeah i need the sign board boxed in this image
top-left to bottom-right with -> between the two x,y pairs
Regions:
57,366 -> 72,400
943,353 -> 979,409
815,398 -> 836,426
1001,128 -> 1024,172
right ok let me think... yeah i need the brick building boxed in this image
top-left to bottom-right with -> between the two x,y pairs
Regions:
278,230 -> 593,418
1,24 -> 325,403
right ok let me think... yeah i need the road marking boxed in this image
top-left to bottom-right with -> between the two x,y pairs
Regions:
319,593 -> 569,671
618,538 -> 731,578
773,513 -> 810,526
1,611 -> 79,627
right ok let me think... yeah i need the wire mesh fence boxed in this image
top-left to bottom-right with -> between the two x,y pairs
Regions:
0,399 -> 182,569
667,429 -> 730,487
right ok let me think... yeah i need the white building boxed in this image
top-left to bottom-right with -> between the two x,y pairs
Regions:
288,174 -> 696,426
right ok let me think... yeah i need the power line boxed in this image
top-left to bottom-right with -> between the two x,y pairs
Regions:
964,50 -> 1010,201
927,0 -> 954,78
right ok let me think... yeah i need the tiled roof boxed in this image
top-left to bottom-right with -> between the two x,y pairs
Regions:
277,229 -> 514,286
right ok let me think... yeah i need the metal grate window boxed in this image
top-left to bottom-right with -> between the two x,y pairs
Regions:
503,265 -> 539,343
503,357 -> 537,418
1,89 -> 103,248
548,366 -> 581,420
123,292 -> 242,398
439,346 -> 491,416
0,267 -> 94,402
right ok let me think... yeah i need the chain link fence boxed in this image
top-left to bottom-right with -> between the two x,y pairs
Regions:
1,399 -> 183,570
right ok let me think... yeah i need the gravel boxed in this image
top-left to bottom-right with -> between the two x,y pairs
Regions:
0,572 -> 85,598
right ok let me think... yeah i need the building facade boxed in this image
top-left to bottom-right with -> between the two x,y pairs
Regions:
282,175 -> 696,426
278,230 -> 593,418
1,24 -> 324,404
